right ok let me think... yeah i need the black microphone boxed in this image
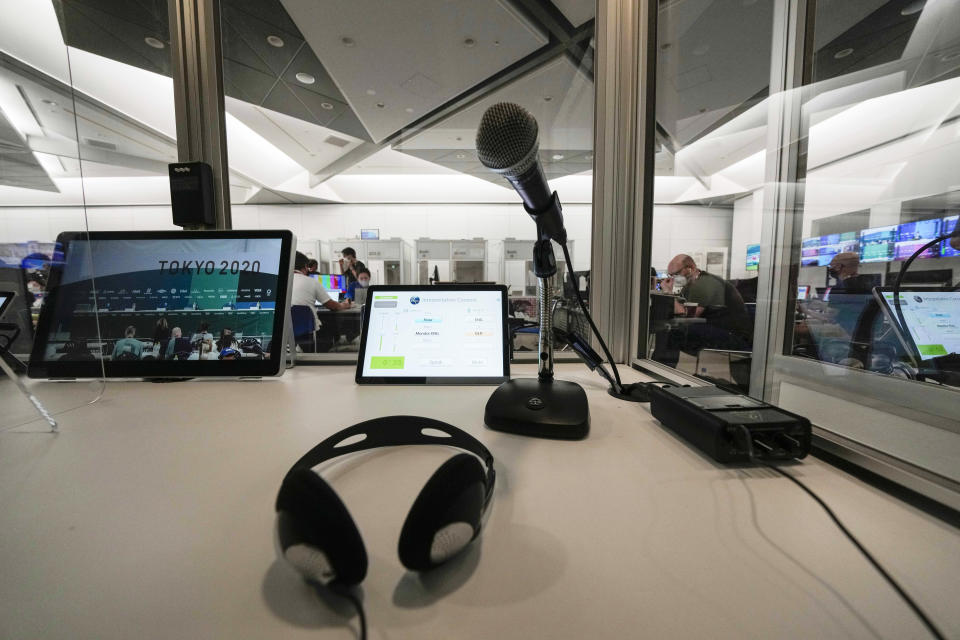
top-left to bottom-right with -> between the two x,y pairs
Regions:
476,103 -> 566,244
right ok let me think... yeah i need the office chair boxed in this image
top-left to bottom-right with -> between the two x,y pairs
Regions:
291,305 -> 317,353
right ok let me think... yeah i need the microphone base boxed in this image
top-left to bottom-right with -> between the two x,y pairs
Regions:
484,378 -> 589,440
608,382 -> 652,402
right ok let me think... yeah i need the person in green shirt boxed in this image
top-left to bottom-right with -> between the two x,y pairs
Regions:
654,254 -> 750,369
112,325 -> 144,360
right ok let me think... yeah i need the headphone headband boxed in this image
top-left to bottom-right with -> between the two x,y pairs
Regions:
283,415 -> 496,505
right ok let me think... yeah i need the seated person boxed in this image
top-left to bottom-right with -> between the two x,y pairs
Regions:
191,322 -> 215,360
216,327 -> 238,352
345,268 -> 371,300
653,254 -> 751,368
112,325 -> 144,360
827,252 -> 876,294
165,327 -> 193,360
306,258 -> 319,275
291,251 -> 351,351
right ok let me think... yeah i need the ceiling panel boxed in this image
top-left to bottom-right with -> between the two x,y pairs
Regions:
282,0 -> 549,143
225,96 -> 363,176
394,55 -> 593,183
552,0 -> 596,28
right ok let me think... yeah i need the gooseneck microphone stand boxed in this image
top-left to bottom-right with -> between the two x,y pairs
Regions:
484,193 -> 590,439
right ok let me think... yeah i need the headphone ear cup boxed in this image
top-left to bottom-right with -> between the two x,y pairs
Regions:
275,468 -> 368,587
398,453 -> 487,572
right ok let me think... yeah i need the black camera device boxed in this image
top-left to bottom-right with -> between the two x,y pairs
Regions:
649,385 -> 811,463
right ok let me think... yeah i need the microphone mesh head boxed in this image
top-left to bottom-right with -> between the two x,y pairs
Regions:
475,102 -> 539,178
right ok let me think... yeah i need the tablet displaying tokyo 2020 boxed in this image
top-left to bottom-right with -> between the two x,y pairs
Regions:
356,284 -> 509,385
28,231 -> 294,379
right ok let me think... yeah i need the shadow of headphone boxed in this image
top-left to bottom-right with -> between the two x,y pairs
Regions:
275,416 -> 496,590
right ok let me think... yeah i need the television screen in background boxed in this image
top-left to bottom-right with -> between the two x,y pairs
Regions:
801,236 -> 820,266
745,244 -> 760,271
941,215 -> 959,258
860,225 -> 898,263
895,219 -> 942,260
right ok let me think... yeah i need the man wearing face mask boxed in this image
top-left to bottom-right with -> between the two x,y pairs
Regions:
345,268 -> 371,301
826,252 -> 875,294
654,254 -> 750,368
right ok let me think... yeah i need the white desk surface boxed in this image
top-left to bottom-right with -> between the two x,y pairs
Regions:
1,365 -> 958,640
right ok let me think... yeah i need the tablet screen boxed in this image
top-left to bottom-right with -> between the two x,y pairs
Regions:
876,289 -> 960,361
29,231 -> 293,378
357,285 -> 508,384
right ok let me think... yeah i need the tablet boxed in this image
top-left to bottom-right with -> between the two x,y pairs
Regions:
28,231 -> 294,379
874,287 -> 959,365
356,284 -> 509,385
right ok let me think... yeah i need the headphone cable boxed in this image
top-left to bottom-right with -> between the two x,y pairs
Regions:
736,426 -> 946,640
330,585 -> 367,640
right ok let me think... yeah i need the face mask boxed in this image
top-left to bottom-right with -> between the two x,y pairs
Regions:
672,274 -> 688,289
358,279 -> 369,288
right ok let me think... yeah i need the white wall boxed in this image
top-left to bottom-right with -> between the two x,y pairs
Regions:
729,190 -> 764,280
650,205 -> 735,274
0,203 -> 594,283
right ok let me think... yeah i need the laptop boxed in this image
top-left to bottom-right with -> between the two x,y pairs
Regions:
356,284 -> 509,385
873,287 -> 959,366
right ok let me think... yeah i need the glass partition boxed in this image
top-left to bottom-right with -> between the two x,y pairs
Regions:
220,0 -> 597,359
636,0 -> 960,505
1,0 -> 179,429
771,0 -> 960,490
640,0 -> 775,392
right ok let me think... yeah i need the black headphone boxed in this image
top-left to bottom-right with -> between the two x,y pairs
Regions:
275,416 -> 496,588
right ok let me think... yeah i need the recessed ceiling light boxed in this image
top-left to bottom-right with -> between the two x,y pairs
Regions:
941,51 -> 960,63
901,0 -> 925,16
341,37 -> 356,47
543,96 -> 553,102
463,38 -> 476,48
366,89 -> 376,96
405,107 -> 414,113
295,72 -> 315,85
375,102 -> 385,109
320,102 -> 334,110
834,48 -> 854,59
41,99 -> 57,106
552,154 -> 564,160
144,36 -> 165,49
693,43 -> 710,56
456,153 -> 466,159
266,35 -> 284,47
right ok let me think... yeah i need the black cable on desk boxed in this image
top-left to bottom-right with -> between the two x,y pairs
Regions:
736,425 -> 947,640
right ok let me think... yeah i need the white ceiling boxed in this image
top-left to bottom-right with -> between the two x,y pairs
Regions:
282,0 -> 548,143
552,0 -> 596,28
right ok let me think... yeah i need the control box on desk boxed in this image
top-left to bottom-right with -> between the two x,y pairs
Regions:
649,385 -> 811,463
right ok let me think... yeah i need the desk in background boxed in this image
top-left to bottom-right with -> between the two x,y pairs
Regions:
0,365 -> 957,639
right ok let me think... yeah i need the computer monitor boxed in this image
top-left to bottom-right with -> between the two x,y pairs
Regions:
797,285 -> 810,299
317,274 -> 347,292
860,225 -> 897,263
941,215 -> 959,258
360,228 -> 379,240
874,288 -> 960,364
745,244 -> 760,271
28,231 -> 294,379
895,218 -> 941,260
801,236 -> 820,266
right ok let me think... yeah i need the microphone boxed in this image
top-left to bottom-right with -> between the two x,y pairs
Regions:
476,103 -> 566,244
